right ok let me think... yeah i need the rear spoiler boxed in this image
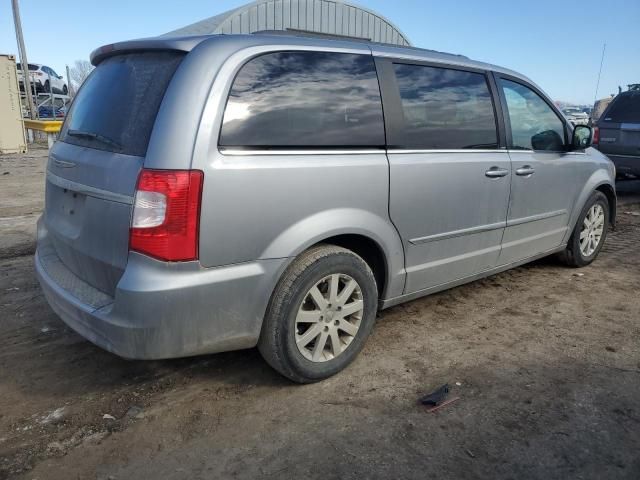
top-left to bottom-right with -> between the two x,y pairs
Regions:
90,35 -> 212,65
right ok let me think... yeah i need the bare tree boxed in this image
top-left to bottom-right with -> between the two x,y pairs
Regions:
69,59 -> 93,94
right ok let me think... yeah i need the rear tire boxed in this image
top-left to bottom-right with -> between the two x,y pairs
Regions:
63,85 -> 68,95
560,191 -> 609,267
258,245 -> 378,383
44,80 -> 50,93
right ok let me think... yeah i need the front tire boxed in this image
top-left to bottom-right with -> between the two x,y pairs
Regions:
561,191 -> 609,267
258,245 -> 378,383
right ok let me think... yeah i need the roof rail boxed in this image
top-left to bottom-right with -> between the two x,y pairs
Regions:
252,29 -> 469,60
253,29 -> 373,43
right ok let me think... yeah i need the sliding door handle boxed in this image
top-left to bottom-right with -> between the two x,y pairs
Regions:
485,167 -> 509,178
516,166 -> 535,176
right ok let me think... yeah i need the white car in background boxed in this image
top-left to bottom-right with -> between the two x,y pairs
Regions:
562,106 -> 589,126
17,63 -> 68,95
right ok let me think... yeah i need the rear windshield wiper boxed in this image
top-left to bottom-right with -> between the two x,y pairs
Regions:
67,129 -> 122,150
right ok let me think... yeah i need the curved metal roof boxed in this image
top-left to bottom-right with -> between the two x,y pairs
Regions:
164,0 -> 411,46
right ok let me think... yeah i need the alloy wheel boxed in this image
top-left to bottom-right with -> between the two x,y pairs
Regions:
295,274 -> 364,362
579,204 -> 605,257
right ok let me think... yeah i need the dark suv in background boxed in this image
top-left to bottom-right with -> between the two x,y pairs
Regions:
594,85 -> 640,178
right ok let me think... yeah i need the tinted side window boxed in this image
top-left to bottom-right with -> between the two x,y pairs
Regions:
603,92 -> 640,123
219,51 -> 385,148
392,64 -> 498,149
501,79 -> 566,151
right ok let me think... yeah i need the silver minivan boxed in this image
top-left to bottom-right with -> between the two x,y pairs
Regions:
36,34 -> 616,383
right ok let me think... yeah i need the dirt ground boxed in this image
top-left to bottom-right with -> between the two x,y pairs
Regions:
1,148 -> 639,480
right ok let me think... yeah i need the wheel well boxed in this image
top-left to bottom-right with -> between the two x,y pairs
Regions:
314,234 -> 387,297
596,184 -> 617,227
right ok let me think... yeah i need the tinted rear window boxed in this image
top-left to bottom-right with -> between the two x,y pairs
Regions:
219,51 -> 385,148
17,63 -> 38,71
60,51 -> 185,156
391,64 -> 498,149
603,93 -> 640,123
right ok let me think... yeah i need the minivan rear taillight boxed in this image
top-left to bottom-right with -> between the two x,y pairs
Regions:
592,126 -> 599,145
130,169 -> 204,261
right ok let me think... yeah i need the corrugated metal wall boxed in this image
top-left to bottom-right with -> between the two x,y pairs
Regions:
169,0 -> 411,46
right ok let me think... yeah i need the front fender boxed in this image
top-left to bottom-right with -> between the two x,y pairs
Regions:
562,167 -> 616,244
260,208 -> 406,299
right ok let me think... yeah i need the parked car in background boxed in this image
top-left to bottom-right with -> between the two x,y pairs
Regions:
36,34 -> 616,383
38,105 -> 67,118
594,85 -> 640,178
17,63 -> 68,95
562,106 -> 589,125
592,96 -> 615,125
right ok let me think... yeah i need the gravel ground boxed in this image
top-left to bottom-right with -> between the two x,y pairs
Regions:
0,149 -> 639,480
0,146 -> 46,260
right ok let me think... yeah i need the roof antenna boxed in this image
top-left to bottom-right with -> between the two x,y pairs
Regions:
593,43 -> 606,104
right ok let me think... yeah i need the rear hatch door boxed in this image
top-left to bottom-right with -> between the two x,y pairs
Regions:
44,51 -> 185,296
598,92 -> 640,157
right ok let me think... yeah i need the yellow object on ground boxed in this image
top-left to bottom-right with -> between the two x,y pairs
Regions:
23,119 -> 63,133
23,119 -> 63,148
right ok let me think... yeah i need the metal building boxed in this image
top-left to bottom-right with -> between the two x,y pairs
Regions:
164,0 -> 412,46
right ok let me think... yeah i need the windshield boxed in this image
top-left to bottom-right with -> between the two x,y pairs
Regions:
17,63 -> 39,71
60,51 -> 185,156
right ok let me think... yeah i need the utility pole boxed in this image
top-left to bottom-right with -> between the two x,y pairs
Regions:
65,64 -> 72,97
12,0 -> 36,119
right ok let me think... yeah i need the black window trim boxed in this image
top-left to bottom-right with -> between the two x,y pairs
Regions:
375,56 -> 506,151
493,72 -> 572,153
217,49 -> 388,151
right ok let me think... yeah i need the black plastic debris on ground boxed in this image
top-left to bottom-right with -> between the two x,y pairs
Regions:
419,384 -> 460,413
420,384 -> 449,406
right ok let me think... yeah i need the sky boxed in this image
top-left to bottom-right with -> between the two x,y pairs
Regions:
1,0 -> 638,105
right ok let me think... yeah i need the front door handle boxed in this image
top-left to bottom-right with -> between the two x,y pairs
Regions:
485,166 -> 509,178
516,165 -> 535,176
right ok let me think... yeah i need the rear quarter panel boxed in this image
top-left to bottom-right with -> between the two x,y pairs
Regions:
196,151 -> 405,298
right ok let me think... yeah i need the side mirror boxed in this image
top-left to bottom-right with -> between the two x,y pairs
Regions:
572,125 -> 593,150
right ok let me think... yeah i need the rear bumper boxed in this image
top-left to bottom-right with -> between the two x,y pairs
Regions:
606,154 -> 640,176
35,224 -> 287,360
